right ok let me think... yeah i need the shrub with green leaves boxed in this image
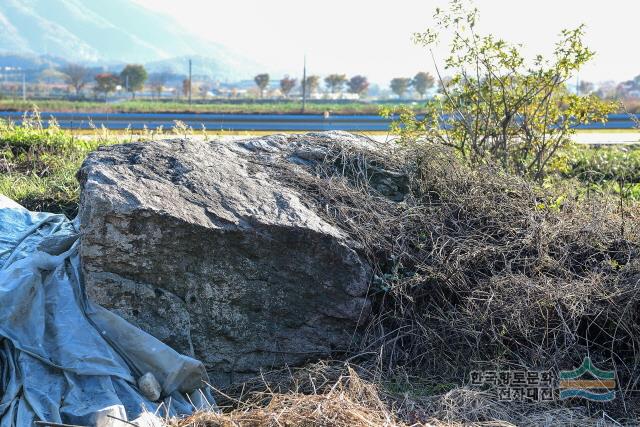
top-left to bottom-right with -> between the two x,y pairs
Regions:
382,0 -> 618,181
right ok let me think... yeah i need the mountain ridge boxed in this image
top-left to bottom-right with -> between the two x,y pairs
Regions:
0,0 -> 262,80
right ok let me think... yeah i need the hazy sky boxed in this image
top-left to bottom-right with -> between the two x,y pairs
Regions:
134,0 -> 639,85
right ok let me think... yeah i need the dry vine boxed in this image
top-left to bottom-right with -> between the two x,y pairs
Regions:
263,133 -> 640,423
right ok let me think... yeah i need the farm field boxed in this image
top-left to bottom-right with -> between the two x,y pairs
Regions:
0,99 -> 406,115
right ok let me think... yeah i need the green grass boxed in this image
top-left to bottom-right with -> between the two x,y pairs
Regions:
555,144 -> 640,182
548,144 -> 640,199
0,99 -> 415,115
0,113 -> 107,216
1,157 -> 85,217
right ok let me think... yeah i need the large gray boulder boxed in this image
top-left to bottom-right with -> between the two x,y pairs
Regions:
78,132 -> 374,386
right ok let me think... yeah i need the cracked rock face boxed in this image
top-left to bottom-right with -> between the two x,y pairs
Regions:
78,132 -> 373,386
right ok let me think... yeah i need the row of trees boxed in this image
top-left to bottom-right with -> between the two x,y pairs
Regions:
588,75 -> 640,100
60,63 -> 148,99
253,71 -> 436,99
95,65 -> 147,98
544,75 -> 640,100
31,60 -> 640,102
389,72 -> 436,98
61,64 -> 372,100
60,63 -> 438,100
253,73 -> 370,98
253,72 -> 437,98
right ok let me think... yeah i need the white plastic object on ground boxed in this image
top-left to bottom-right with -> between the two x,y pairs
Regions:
0,196 -> 214,426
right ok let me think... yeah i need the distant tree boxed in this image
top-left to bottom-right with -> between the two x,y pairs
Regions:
303,75 -> 321,94
616,80 -> 635,99
594,81 -> 616,99
280,76 -> 297,98
324,74 -> 347,93
182,78 -> 191,98
94,73 -> 120,101
390,77 -> 412,98
148,72 -> 169,99
120,64 -> 147,99
437,76 -> 453,94
61,64 -> 90,96
412,71 -> 435,98
254,73 -> 270,98
577,80 -> 594,95
347,75 -> 369,96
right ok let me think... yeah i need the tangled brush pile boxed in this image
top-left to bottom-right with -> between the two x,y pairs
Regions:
271,135 -> 640,420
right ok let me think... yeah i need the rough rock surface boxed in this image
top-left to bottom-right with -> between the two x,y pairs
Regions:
78,132 -> 375,385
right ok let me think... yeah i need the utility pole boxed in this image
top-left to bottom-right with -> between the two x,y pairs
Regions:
188,59 -> 192,105
301,55 -> 307,113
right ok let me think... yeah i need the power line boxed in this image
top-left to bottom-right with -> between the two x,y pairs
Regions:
188,59 -> 192,105
301,55 -> 307,113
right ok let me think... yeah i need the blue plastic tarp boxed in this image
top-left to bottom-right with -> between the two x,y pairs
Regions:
0,196 -> 213,426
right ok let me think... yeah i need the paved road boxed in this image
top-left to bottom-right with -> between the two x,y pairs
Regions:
0,112 -> 393,132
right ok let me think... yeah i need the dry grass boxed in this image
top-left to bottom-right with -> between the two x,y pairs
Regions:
168,367 -> 402,427
164,364 -> 615,427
